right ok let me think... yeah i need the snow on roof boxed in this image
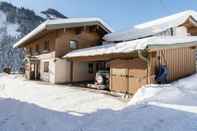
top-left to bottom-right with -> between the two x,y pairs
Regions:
45,17 -> 113,31
104,10 -> 197,41
64,36 -> 197,58
13,17 -> 113,48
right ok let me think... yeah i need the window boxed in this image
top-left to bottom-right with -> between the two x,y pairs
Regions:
69,40 -> 77,49
44,40 -> 49,51
88,63 -> 93,74
44,62 -> 49,73
96,42 -> 102,46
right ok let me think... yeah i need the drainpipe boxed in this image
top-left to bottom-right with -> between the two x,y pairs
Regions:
137,50 -> 150,84
137,50 -> 148,63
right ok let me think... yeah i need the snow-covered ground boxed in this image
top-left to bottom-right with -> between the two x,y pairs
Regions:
0,73 -> 197,131
0,74 -> 126,131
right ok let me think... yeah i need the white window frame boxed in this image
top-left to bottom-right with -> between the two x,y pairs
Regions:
69,40 -> 78,49
44,61 -> 49,73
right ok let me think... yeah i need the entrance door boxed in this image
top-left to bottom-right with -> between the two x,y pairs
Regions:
30,63 -> 35,80
30,63 -> 40,80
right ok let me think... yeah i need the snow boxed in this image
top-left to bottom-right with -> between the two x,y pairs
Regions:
13,17 -> 113,48
0,11 -> 20,38
0,11 -> 6,25
126,73 -> 197,131
0,73 -> 197,130
129,73 -> 197,106
64,36 -> 197,58
128,84 -> 168,105
6,23 -> 20,37
135,10 -> 197,29
0,74 -> 126,131
13,20 -> 47,48
104,10 -> 197,41
0,74 -> 125,113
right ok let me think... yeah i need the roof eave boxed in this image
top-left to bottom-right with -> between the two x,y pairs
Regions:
13,22 -> 47,48
147,42 -> 197,51
46,21 -> 112,33
13,19 -> 112,48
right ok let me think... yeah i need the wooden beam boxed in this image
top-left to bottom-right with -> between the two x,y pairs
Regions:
148,44 -> 197,52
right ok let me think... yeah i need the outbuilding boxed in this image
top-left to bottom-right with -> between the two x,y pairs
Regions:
64,36 -> 197,94
63,10 -> 197,94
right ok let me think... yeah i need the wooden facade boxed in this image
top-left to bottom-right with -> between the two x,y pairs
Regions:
23,25 -> 107,83
24,31 -> 57,57
20,16 -> 197,94
24,26 -> 104,58
149,47 -> 196,81
107,46 -> 196,94
55,28 -> 102,57
109,59 -> 147,94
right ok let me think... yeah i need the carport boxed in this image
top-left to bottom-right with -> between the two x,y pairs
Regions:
63,36 -> 197,94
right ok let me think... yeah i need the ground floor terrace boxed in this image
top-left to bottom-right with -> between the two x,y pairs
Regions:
25,56 -> 108,84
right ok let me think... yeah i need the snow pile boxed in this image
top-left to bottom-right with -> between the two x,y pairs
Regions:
129,74 -> 197,105
131,74 -> 197,105
64,36 -> 197,58
128,84 -> 170,105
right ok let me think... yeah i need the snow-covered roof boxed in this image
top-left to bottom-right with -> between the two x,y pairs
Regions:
64,36 -> 197,58
104,10 -> 197,41
14,17 -> 113,48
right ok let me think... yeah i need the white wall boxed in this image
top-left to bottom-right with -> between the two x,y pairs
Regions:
73,61 -> 96,82
40,58 -> 71,84
37,52 -> 56,83
37,53 -> 97,84
55,59 -> 71,83
40,59 -> 55,83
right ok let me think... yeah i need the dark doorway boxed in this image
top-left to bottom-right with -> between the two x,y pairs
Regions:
30,62 -> 40,80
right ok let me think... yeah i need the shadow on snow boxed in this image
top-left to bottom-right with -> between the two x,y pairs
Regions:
0,98 -> 197,131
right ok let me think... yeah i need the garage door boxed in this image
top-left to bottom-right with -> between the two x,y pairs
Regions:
110,59 -> 147,94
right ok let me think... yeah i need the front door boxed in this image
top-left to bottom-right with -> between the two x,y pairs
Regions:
30,62 -> 40,80
30,63 -> 35,80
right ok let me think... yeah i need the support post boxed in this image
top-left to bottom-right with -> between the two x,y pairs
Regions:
70,61 -> 73,83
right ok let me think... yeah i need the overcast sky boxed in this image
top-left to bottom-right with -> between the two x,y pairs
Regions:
1,0 -> 197,31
